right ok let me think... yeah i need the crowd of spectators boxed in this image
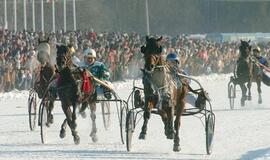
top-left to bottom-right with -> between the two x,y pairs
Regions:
1,28 -> 270,93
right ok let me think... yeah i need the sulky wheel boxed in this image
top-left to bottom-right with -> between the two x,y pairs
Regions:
206,113 -> 215,155
28,92 -> 37,131
120,105 -> 127,144
40,101 -> 48,144
228,82 -> 236,110
101,101 -> 111,130
126,110 -> 135,151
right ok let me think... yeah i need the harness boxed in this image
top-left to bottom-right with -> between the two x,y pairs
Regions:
143,65 -> 180,109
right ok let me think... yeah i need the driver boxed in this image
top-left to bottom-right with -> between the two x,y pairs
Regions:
166,52 -> 206,109
253,46 -> 268,67
79,48 -> 112,117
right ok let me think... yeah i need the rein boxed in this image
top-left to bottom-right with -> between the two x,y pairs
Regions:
144,65 -> 170,91
143,64 -> 176,109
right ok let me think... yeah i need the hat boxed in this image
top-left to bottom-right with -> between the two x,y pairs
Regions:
166,52 -> 179,63
83,48 -> 96,58
253,46 -> 261,52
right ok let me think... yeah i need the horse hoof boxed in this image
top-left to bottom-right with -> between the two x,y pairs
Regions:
173,145 -> 181,152
241,99 -> 245,107
74,135 -> 80,145
90,130 -> 97,138
165,128 -> 175,139
46,122 -> 51,128
71,122 -> 77,130
258,99 -> 262,104
48,114 -> 54,124
79,111 -> 87,119
91,135 -> 98,143
138,133 -> 146,140
248,96 -> 252,101
59,129 -> 66,139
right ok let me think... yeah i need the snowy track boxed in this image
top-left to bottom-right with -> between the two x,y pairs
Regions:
1,74 -> 270,160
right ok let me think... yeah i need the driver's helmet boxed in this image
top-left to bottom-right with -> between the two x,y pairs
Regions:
253,46 -> 261,52
83,48 -> 96,58
68,44 -> 75,54
253,46 -> 261,57
166,52 -> 179,64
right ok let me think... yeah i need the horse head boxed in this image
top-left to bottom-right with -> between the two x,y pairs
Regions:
141,36 -> 163,71
37,38 -> 51,66
140,54 -> 187,146
239,40 -> 251,58
56,44 -> 70,70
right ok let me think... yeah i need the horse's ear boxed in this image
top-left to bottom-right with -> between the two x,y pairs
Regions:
47,37 -> 50,43
157,36 -> 163,42
56,44 -> 60,50
38,38 -> 41,44
141,46 -> 146,54
146,36 -> 149,42
240,40 -> 245,46
248,40 -> 251,43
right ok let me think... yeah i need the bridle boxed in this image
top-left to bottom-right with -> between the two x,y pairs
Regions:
56,50 -> 72,71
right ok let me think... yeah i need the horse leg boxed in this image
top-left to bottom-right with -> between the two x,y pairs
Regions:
173,90 -> 185,152
11,70 -> 16,90
47,100 -> 55,126
61,104 -> 72,132
71,101 -> 78,129
160,97 -> 175,139
167,106 -> 174,139
61,103 -> 80,145
71,101 -> 80,145
139,100 -> 153,140
59,119 -> 67,138
0,75 -> 3,92
4,73 -> 10,92
247,81 -> 252,101
79,102 -> 88,119
158,109 -> 169,138
89,102 -> 98,142
239,83 -> 247,106
257,79 -> 262,104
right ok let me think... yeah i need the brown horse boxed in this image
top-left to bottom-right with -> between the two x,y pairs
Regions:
235,40 -> 262,106
2,58 -> 16,92
56,45 -> 98,144
139,36 -> 188,152
35,40 -> 56,126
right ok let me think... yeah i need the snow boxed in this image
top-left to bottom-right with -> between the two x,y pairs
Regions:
1,74 -> 270,160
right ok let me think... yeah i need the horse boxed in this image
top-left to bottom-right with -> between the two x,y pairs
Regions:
35,39 -> 56,126
235,40 -> 262,106
55,44 -> 98,144
37,38 -> 52,66
139,36 -> 188,152
2,58 -> 16,92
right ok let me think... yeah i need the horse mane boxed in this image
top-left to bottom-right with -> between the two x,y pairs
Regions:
56,45 -> 69,56
56,44 -> 74,67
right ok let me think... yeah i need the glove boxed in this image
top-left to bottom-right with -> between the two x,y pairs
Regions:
103,71 -> 110,79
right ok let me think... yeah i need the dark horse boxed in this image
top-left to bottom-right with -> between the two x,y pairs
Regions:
56,45 -> 97,144
139,36 -> 188,152
235,40 -> 262,106
35,39 -> 56,126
